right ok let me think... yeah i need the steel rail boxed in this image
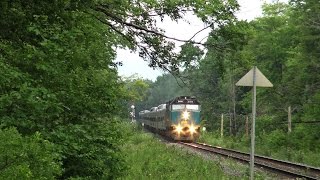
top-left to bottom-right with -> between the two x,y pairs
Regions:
179,142 -> 320,179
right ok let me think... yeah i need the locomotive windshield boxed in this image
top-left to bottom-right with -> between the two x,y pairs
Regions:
186,104 -> 200,110
171,104 -> 200,111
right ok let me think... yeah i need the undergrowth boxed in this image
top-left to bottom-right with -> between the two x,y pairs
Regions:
119,123 -> 269,179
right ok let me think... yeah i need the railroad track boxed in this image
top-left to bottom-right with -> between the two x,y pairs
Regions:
179,142 -> 320,179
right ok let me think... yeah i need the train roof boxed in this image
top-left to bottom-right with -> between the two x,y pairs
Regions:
166,96 -> 200,105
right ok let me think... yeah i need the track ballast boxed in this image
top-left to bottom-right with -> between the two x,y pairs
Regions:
179,142 -> 320,179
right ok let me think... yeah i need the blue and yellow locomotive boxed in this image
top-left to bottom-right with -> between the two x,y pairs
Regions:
139,96 -> 201,141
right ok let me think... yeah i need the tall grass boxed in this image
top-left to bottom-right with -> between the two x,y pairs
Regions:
119,124 -> 247,179
199,131 -> 320,167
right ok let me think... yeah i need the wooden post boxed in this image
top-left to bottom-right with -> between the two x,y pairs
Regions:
229,113 -> 232,135
221,114 -> 224,138
231,70 -> 237,136
245,116 -> 249,137
233,85 -> 237,135
288,106 -> 292,133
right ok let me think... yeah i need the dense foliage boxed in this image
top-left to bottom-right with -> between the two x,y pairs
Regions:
0,0 -> 239,178
0,128 -> 61,179
2,0 -> 319,178
140,0 -> 320,166
135,73 -> 191,113
190,0 -> 320,153
0,0 -> 126,178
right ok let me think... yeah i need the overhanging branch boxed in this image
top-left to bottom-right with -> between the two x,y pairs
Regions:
95,6 -> 222,48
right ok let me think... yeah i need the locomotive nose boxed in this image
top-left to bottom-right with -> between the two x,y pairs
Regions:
173,122 -> 199,135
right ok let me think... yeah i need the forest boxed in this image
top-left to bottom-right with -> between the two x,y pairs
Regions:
133,0 -> 320,167
0,0 -> 319,179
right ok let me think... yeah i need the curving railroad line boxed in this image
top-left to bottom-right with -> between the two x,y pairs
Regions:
179,142 -> 320,179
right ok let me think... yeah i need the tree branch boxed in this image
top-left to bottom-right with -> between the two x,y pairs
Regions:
84,10 -> 136,48
187,24 -> 213,42
95,6 -> 221,49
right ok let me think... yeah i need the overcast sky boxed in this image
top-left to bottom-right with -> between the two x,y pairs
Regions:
116,0 -> 284,81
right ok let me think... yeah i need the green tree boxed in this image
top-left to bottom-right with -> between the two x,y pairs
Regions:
1,0 -> 242,178
142,73 -> 191,109
0,1 -> 126,178
0,128 -> 61,179
91,0 -> 239,71
187,21 -> 251,132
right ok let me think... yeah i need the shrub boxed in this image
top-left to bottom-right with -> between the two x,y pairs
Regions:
49,118 -> 127,179
0,127 -> 62,179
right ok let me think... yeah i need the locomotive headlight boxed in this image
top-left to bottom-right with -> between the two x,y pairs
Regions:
182,111 -> 189,120
176,125 -> 182,133
190,125 -> 196,134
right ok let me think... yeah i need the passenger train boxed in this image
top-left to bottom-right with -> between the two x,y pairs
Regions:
139,96 -> 201,141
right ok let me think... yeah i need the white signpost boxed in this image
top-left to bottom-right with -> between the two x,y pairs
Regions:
236,66 -> 273,180
130,105 -> 135,123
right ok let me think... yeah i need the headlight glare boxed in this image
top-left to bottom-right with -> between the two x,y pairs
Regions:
176,125 -> 182,133
190,125 -> 196,134
182,111 -> 189,120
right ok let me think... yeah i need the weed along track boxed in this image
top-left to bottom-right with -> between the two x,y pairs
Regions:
179,142 -> 320,179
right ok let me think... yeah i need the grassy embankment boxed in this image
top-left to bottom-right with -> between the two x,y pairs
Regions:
198,131 -> 320,167
119,123 -> 269,179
